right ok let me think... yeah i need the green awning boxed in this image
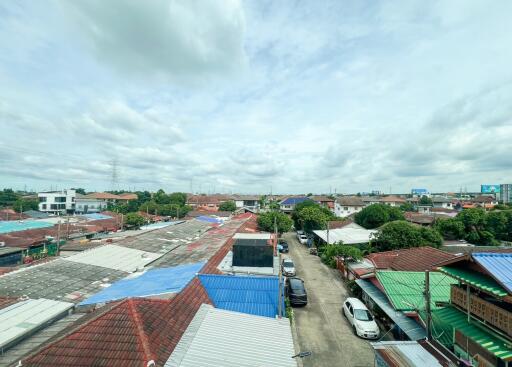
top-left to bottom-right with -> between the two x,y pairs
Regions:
428,307 -> 512,361
376,271 -> 456,312
438,266 -> 508,297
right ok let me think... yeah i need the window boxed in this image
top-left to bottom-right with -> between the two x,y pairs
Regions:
344,207 -> 348,211
58,204 -> 66,209
55,197 -> 66,203
42,204 -> 47,209
354,309 -> 373,321
39,197 -> 47,202
50,204 -> 57,210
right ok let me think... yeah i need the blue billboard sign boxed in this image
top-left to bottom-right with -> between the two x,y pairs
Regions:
411,188 -> 428,195
481,185 -> 500,193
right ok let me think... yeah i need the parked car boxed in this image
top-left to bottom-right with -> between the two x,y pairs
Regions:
298,234 -> 308,245
286,277 -> 308,306
342,297 -> 380,339
281,258 -> 296,276
278,240 -> 289,253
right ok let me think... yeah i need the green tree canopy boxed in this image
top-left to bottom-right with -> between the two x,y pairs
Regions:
168,192 -> 187,206
218,200 -> 237,212
257,211 -> 293,234
419,195 -> 433,205
400,202 -> 416,212
72,188 -> 86,195
124,213 -> 145,228
372,220 -> 443,251
0,189 -> 19,208
297,206 -> 333,233
434,218 -> 465,240
320,243 -> 362,268
13,198 -> 39,212
354,204 -> 404,229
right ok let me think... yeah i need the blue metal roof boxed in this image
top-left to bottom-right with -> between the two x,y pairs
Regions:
196,216 -> 223,224
473,253 -> 512,293
198,274 -> 284,318
280,197 -> 311,205
80,262 -> 205,305
356,279 -> 426,341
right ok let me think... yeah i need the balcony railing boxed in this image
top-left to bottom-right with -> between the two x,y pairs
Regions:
451,285 -> 512,338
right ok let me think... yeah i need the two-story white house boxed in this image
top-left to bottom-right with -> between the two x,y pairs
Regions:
233,195 -> 261,212
334,196 -> 365,217
38,189 -> 76,214
431,196 -> 453,209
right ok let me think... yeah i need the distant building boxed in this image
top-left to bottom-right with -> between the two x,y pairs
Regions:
431,196 -> 453,209
411,188 -> 429,197
500,184 -> 512,204
75,196 -> 108,214
310,195 -> 335,211
233,195 -> 260,211
38,189 -> 76,214
334,196 -> 365,217
379,195 -> 406,207
279,197 -> 311,213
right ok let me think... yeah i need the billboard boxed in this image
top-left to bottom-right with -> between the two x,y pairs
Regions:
481,184 -> 500,194
411,188 -> 428,195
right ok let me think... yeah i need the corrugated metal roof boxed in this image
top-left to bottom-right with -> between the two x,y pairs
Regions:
64,244 -> 162,272
438,266 -> 508,297
0,298 -> 73,349
233,233 -> 272,240
198,274 -> 283,318
165,304 -> 296,367
371,341 -> 442,367
80,262 -> 205,305
0,246 -> 23,256
280,197 -> 310,205
376,271 -> 455,311
472,253 -> 512,293
313,227 -> 377,245
356,279 -> 426,340
429,306 -> 512,361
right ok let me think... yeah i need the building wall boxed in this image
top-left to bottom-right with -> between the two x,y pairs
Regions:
38,189 -> 76,214
334,203 -> 363,217
500,184 -> 512,204
75,199 -> 108,214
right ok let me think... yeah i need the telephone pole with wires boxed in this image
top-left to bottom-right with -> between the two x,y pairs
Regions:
424,271 -> 432,340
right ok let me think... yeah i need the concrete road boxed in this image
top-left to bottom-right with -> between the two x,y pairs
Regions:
283,232 -> 374,367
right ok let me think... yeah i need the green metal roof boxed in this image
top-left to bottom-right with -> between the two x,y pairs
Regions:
376,271 -> 456,312
429,306 -> 512,361
438,266 -> 508,297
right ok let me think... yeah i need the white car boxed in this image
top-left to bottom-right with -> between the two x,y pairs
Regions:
298,234 -> 308,245
342,298 -> 380,339
282,258 -> 296,277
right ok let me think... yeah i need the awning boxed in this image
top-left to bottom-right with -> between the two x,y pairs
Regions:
438,266 -> 508,297
356,279 -> 426,341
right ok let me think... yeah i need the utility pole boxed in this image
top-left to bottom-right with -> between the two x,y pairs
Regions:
276,215 -> 282,318
56,221 -> 61,256
326,220 -> 330,245
66,216 -> 70,240
424,271 -> 432,340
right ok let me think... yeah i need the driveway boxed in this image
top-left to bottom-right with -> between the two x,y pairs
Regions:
283,232 -> 374,367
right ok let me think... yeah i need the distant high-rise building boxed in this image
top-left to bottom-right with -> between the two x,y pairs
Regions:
500,184 -> 512,204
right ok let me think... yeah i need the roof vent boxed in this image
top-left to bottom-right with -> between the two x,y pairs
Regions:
147,361 -> 156,367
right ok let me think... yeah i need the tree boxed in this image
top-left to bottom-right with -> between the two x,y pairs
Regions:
257,212 -> 293,234
72,188 -> 86,195
0,189 -> 19,208
124,213 -> 145,228
485,211 -> 508,240
291,199 -> 317,229
218,200 -> 237,212
154,189 -> 171,204
139,201 -> 159,214
354,204 -> 404,229
13,198 -> 38,212
168,192 -> 187,206
434,218 -> 465,240
136,191 -> 152,204
297,206 -> 333,234
400,202 -> 416,212
372,220 -> 442,251
419,195 -> 433,205
320,243 -> 362,268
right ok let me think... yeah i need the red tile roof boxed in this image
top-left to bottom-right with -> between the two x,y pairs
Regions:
83,192 -> 123,200
24,278 -> 211,367
328,219 -> 354,229
0,296 -> 20,310
366,246 -> 457,272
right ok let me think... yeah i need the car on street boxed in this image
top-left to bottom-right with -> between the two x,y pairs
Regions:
298,234 -> 308,245
342,297 -> 380,339
281,258 -> 296,276
286,277 -> 308,306
278,240 -> 289,253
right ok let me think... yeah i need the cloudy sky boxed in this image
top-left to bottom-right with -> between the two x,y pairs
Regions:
1,1 -> 512,194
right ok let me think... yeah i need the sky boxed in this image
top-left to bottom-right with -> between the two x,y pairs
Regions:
1,0 -> 512,195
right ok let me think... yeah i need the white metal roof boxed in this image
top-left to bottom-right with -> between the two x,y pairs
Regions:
64,244 -> 162,272
233,233 -> 272,240
313,227 -> 377,245
371,341 -> 442,366
165,304 -> 297,367
217,251 -> 279,276
0,298 -> 73,349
